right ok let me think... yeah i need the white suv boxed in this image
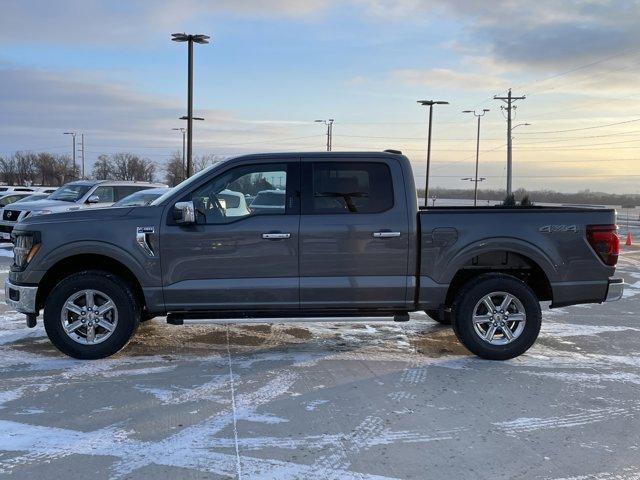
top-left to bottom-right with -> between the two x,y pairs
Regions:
0,180 -> 165,239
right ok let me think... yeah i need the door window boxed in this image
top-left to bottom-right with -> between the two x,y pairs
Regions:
302,162 -> 394,214
91,186 -> 115,203
186,163 -> 295,225
115,185 -> 147,201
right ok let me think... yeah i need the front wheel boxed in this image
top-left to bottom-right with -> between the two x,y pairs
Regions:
452,273 -> 541,360
43,270 -> 140,359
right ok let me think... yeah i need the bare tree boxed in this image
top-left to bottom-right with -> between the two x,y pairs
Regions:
92,154 -> 114,180
164,151 -> 185,187
109,153 -> 156,182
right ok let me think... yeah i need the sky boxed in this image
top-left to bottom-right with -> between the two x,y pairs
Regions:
1,0 -> 640,193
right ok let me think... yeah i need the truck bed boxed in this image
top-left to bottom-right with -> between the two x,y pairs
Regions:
417,205 -> 617,310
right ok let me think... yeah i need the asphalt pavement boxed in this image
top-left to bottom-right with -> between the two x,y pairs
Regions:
1,244 -> 640,479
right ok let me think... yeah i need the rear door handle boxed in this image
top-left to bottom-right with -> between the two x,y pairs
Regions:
372,231 -> 401,238
262,232 -> 291,239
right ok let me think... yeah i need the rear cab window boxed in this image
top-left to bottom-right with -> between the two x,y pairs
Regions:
301,161 -> 394,214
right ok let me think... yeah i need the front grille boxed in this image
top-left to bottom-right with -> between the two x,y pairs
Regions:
0,225 -> 13,233
2,210 -> 18,222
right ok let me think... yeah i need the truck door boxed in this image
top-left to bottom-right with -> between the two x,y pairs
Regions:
299,158 -> 410,310
160,159 -> 300,311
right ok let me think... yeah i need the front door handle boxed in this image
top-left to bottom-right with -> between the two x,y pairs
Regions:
372,231 -> 401,238
262,232 -> 291,240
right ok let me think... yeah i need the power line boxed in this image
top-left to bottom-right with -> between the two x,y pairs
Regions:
519,117 -> 640,134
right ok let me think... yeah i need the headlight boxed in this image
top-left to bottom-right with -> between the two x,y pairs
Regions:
29,209 -> 52,217
12,232 -> 41,270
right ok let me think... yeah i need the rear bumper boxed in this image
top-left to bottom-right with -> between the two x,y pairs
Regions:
605,277 -> 624,302
4,278 -> 38,314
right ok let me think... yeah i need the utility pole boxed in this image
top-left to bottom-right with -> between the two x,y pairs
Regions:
172,33 -> 210,178
315,119 -> 334,151
80,133 -> 85,178
417,100 -> 449,207
463,109 -> 489,206
494,89 -> 525,196
63,132 -> 77,177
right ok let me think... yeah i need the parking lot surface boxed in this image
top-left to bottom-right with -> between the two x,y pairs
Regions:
1,245 -> 640,479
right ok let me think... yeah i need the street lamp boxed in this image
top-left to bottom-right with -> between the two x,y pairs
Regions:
172,127 -> 187,178
315,119 -> 334,151
172,32 -> 210,178
63,132 -> 77,177
462,109 -> 489,206
417,100 -> 449,207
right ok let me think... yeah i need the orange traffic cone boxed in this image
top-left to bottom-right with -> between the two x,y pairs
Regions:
626,232 -> 633,246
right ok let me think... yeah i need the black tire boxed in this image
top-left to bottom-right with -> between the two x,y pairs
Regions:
44,270 -> 140,359
452,273 -> 541,360
424,309 -> 452,325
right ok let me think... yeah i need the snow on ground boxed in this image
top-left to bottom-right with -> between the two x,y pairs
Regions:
0,248 -> 640,479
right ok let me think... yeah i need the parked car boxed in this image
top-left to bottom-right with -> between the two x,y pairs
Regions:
0,192 -> 38,208
217,189 -> 250,217
0,186 -> 36,194
0,193 -> 45,240
112,187 -> 170,207
0,180 -> 165,238
34,187 -> 59,194
249,189 -> 285,214
4,151 -> 623,360
12,193 -> 51,203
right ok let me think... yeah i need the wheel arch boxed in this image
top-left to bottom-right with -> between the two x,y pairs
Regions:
36,253 -> 146,313
443,245 -> 555,307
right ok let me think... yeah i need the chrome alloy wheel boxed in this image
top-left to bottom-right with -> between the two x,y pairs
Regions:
60,289 -> 118,345
472,291 -> 526,345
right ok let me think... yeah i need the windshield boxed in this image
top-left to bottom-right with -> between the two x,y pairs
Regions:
48,184 -> 92,202
150,157 -> 235,206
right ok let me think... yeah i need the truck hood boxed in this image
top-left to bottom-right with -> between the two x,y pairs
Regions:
16,205 -> 142,230
4,199 -> 84,213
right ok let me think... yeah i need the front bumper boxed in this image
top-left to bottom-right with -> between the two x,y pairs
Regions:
605,277 -> 624,302
4,278 -> 38,314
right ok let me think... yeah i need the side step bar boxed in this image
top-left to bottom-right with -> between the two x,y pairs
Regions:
167,312 -> 411,325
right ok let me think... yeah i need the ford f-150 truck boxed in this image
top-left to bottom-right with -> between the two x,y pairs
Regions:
4,151 -> 624,360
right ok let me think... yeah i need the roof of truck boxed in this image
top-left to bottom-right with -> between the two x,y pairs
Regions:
230,151 -> 405,160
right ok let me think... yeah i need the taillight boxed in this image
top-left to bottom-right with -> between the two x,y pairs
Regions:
586,224 -> 619,266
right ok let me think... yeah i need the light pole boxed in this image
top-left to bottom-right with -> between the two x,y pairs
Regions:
462,109 -> 490,206
315,119 -> 334,151
172,127 -> 187,178
171,32 -> 210,178
417,100 -> 448,207
63,132 -> 77,177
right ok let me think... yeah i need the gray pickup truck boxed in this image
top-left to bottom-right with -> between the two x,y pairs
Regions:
5,151 -> 623,360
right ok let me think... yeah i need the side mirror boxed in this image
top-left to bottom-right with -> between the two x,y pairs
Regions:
86,195 -> 100,204
173,201 -> 195,225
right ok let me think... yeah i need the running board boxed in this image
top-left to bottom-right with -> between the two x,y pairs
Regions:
167,312 -> 410,325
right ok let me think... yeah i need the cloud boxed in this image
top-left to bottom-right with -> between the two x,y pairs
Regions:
0,0 -> 332,46
391,68 -> 507,91
0,65 -> 306,165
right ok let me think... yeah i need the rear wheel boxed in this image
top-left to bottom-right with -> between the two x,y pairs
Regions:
43,270 -> 140,359
452,273 -> 541,360
424,309 -> 452,325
